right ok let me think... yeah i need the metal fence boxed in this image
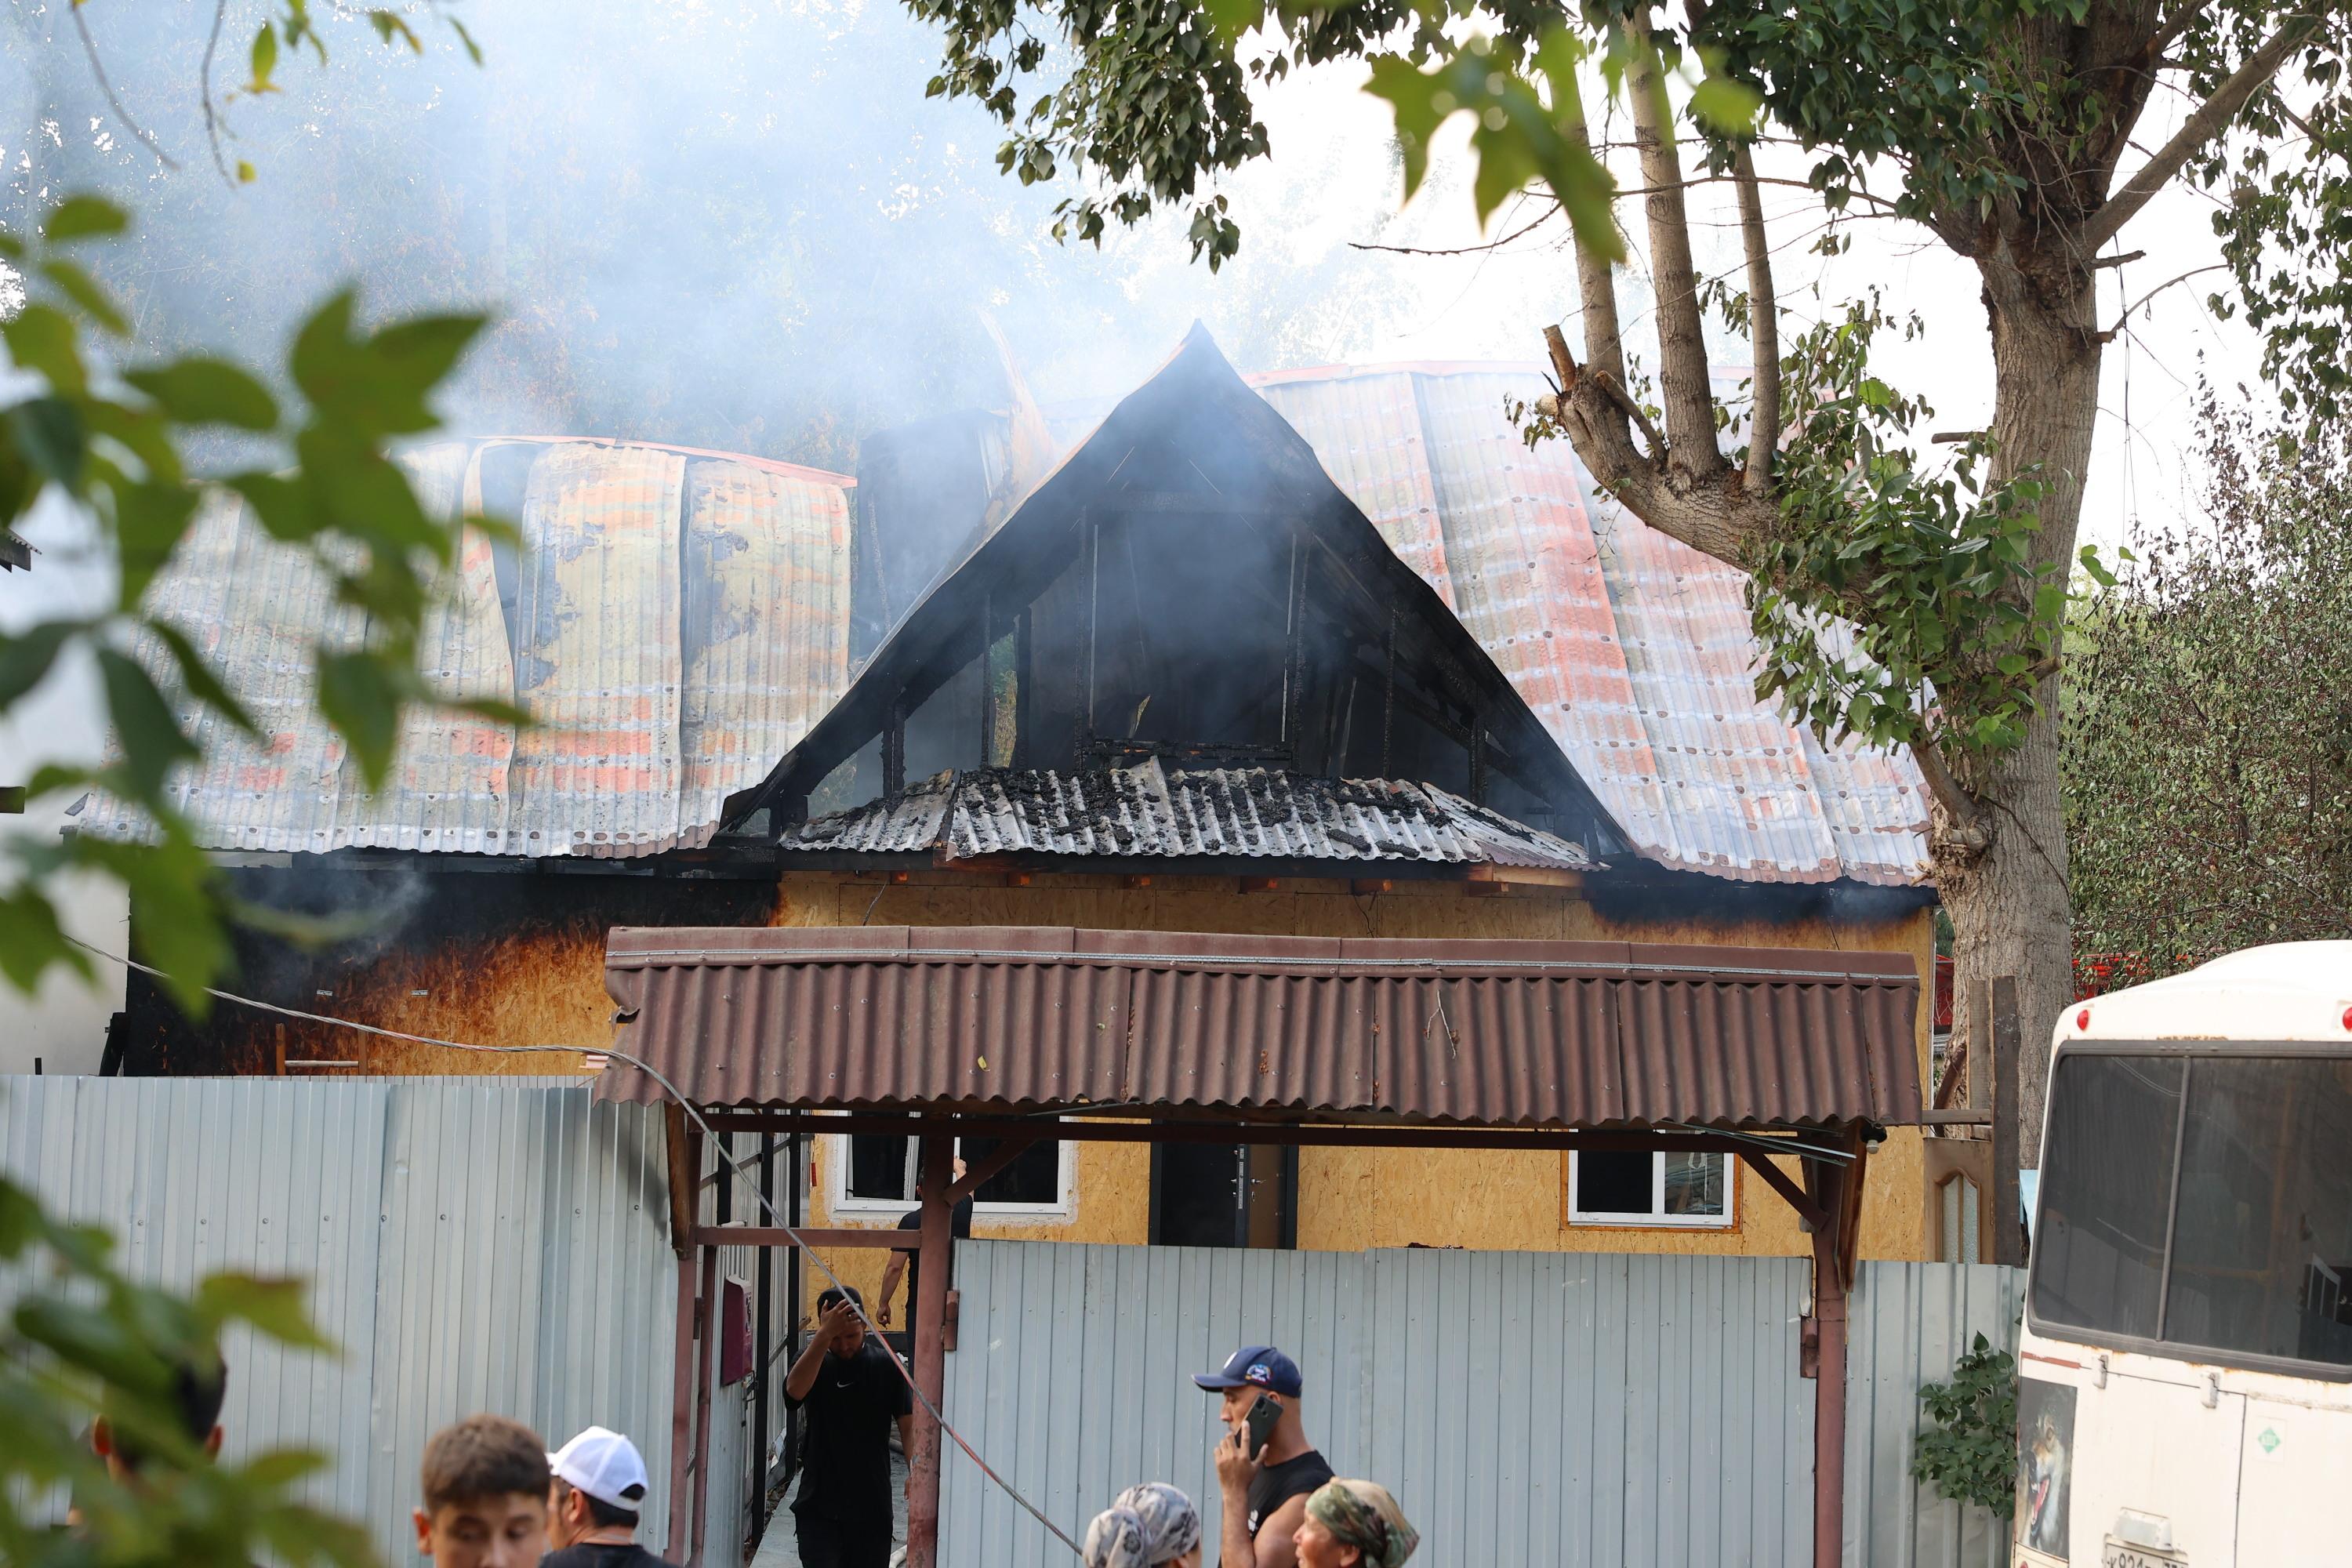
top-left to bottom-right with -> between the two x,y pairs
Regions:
939,1241 -> 2024,1568
0,1076 -> 688,1565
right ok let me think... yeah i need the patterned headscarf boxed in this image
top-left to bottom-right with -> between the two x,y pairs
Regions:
1083,1482 -> 1203,1568
1305,1479 -> 1419,1568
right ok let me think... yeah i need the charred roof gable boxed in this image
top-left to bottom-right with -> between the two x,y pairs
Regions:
725,326 -> 1628,856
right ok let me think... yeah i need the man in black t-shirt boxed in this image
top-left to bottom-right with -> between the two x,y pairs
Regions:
785,1286 -> 913,1568
1198,1345 -> 1335,1568
542,1425 -> 678,1568
876,1156 -> 973,1327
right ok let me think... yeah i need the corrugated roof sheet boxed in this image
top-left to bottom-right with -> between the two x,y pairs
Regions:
1253,365 -> 1931,886
780,757 -> 1595,870
80,437 -> 853,858
601,925 -> 1924,1128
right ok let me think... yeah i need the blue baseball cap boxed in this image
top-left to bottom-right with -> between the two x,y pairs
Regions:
1193,1345 -> 1303,1398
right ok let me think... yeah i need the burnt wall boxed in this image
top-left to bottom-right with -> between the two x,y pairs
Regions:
121,865 -> 775,1076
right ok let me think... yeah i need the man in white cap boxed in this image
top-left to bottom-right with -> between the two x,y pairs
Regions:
543,1425 -> 679,1567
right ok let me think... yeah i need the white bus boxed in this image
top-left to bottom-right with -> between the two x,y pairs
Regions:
2016,942 -> 2352,1568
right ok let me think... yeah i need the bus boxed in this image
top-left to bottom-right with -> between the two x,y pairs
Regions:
2016,942 -> 2352,1567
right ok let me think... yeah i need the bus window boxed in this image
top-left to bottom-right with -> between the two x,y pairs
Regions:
2032,1054 -> 2183,1341
2165,1056 -> 2352,1366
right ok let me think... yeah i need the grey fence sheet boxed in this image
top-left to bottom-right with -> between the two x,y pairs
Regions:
942,1242 -> 2024,1568
0,1076 -> 682,1565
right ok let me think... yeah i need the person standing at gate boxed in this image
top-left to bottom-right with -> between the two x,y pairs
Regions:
786,1286 -> 914,1568
1197,1346 -> 1334,1568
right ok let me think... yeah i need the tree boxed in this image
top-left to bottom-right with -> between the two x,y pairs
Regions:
2067,388 -> 2352,977
902,0 -> 2352,1158
0,1170 -> 370,1566
0,10 -> 514,1014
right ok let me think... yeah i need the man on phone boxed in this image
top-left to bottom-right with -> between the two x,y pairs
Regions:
785,1287 -> 914,1568
1197,1345 -> 1333,1568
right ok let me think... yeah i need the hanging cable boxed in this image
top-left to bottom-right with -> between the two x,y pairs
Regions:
65,935 -> 1087,1559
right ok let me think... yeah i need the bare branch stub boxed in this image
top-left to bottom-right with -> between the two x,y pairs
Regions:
72,3 -> 180,171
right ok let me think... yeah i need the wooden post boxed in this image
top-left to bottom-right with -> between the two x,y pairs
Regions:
664,1107 -> 701,1559
905,1134 -> 955,1568
689,1243 -> 720,1566
1805,1145 -> 1851,1568
1991,975 -> 2027,1266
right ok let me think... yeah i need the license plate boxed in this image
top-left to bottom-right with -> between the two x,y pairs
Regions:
2103,1544 -> 2185,1568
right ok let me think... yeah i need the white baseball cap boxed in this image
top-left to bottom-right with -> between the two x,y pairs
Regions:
548,1426 -> 651,1511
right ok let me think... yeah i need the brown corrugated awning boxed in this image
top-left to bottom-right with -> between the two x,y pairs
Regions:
604,926 -> 1922,1130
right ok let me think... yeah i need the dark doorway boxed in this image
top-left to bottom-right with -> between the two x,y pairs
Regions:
1150,1142 -> 1298,1248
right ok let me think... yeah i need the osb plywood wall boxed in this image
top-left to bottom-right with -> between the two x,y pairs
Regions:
781,870 -> 1936,1308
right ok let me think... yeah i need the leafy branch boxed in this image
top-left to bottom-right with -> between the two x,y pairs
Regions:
0,196 -> 520,1016
1911,1333 -> 2018,1517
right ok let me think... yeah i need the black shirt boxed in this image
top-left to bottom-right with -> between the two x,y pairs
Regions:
542,1546 -> 677,1568
891,1198 -> 975,1315
786,1338 -> 913,1526
1247,1448 -> 1335,1540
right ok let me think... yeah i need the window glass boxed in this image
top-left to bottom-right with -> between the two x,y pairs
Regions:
2031,1054 -> 2183,1341
848,1134 -> 912,1202
961,1136 -> 1062,1205
1574,1151 -> 1652,1216
1662,1152 -> 1726,1218
1571,1151 -> 1731,1225
2165,1058 -> 2352,1365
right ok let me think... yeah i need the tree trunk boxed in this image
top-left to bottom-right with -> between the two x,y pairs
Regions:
1940,249 -> 2103,1166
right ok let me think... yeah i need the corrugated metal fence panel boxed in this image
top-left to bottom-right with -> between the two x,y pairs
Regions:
0,1077 -> 677,1565
941,1241 -> 1367,1564
1846,1261 -> 2026,1568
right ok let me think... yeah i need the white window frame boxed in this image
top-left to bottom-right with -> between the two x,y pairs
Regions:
826,1127 -> 1076,1224
1566,1149 -> 1738,1229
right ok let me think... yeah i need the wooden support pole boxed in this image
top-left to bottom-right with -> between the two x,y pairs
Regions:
667,1249 -> 698,1559
688,1243 -> 719,1566
1991,975 -> 2026,1266
1806,1137 -> 1853,1568
906,1134 -> 955,1568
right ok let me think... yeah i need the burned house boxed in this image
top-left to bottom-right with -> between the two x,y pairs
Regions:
94,330 -> 1939,1263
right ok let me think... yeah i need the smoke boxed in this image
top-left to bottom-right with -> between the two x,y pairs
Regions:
0,0 -> 1455,473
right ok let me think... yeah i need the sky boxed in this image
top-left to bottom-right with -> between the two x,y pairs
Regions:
0,0 -> 2269,1062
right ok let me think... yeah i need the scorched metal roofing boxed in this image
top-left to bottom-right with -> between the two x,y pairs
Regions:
600,925 -> 1924,1128
779,757 -> 1595,870
1251,364 -> 1932,886
78,437 -> 853,858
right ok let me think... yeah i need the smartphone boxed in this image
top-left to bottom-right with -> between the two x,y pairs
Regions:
1245,1393 -> 1280,1458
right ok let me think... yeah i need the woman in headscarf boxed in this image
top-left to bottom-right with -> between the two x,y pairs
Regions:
1083,1481 -> 1203,1568
1290,1477 -> 1419,1568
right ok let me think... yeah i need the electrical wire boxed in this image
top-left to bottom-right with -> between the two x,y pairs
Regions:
65,935 -> 1088,1559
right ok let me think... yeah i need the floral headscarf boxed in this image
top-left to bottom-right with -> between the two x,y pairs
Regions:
1305,1478 -> 1419,1568
1083,1482 -> 1202,1568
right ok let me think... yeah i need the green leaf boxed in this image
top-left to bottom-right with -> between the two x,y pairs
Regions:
5,303 -> 90,396
147,619 -> 260,739
289,292 -> 488,436
1689,70 -> 1762,137
448,16 -> 485,64
0,619 -> 79,709
11,396 -> 89,490
42,194 -> 129,243
368,9 -> 423,51
97,648 -> 200,800
1200,0 -> 1265,41
314,649 -> 406,789
249,20 -> 281,94
194,1274 -> 332,1350
125,358 -> 281,432
114,483 -> 202,610
447,694 -> 532,728
0,885 -> 89,993
38,258 -> 129,335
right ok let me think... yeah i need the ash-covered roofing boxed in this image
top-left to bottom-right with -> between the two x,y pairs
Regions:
781,757 -> 1595,872
79,437 -> 854,858
1250,364 -> 1931,886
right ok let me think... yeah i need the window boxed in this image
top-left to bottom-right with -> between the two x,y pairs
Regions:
2031,1050 -> 2352,1370
833,1128 -> 1069,1215
1568,1150 -> 1734,1228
